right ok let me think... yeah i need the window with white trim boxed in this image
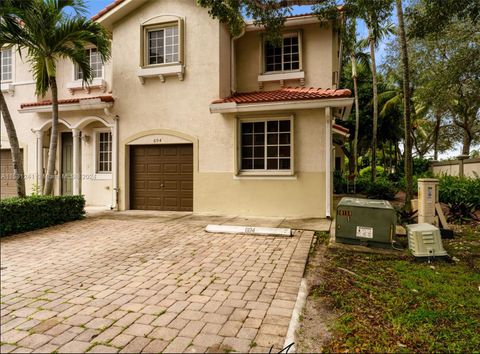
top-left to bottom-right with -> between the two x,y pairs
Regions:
146,25 -> 179,65
75,48 -> 103,80
264,33 -> 300,72
240,118 -> 292,173
1,47 -> 13,81
96,131 -> 112,173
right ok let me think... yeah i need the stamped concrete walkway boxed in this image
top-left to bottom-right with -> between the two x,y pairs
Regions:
0,212 -> 316,353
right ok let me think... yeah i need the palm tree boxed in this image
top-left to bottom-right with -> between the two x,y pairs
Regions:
348,39 -> 371,177
356,0 -> 394,182
1,0 -> 111,195
395,0 -> 413,209
0,0 -> 33,197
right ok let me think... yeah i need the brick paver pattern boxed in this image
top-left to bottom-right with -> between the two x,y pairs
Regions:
0,214 -> 313,353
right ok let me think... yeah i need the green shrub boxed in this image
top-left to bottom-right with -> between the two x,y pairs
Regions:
439,175 -> 480,209
359,165 -> 385,178
0,195 -> 85,236
365,178 -> 398,200
333,171 -> 347,194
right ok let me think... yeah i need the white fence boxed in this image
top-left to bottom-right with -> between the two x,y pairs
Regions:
431,158 -> 480,178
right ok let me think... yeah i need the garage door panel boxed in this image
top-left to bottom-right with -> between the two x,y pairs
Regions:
147,164 -> 162,173
148,181 -> 163,189
163,180 -> 179,190
130,144 -> 193,211
1,149 -> 23,199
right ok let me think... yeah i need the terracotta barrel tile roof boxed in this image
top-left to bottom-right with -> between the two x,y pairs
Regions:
91,0 -> 125,21
212,87 -> 351,105
332,123 -> 349,133
20,95 -> 114,109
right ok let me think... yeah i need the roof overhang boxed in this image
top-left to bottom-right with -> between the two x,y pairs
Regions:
245,15 -> 320,31
19,97 -> 114,114
332,124 -> 350,138
210,97 -> 354,118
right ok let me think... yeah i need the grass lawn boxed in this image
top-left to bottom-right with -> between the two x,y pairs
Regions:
297,225 -> 480,353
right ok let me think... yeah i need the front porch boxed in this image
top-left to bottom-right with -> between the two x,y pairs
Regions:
19,96 -> 118,208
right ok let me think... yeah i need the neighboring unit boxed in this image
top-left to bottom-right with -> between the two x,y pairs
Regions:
1,0 -> 353,218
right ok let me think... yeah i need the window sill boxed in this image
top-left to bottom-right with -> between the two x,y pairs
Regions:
258,71 -> 305,88
93,173 -> 112,180
234,171 -> 296,180
234,174 -> 297,180
1,82 -> 14,95
66,78 -> 106,95
137,64 -> 184,84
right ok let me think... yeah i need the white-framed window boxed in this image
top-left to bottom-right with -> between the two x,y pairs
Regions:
95,130 -> 112,174
1,47 -> 13,82
264,32 -> 301,73
74,48 -> 103,80
239,117 -> 293,175
146,25 -> 179,65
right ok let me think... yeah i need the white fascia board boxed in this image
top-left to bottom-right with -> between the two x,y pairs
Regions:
245,16 -> 319,31
209,97 -> 354,114
332,127 -> 350,138
19,101 -> 113,114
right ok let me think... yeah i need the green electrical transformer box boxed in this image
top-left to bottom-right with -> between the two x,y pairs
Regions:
335,197 -> 397,248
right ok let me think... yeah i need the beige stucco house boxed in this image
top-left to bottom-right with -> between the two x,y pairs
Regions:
1,0 -> 352,218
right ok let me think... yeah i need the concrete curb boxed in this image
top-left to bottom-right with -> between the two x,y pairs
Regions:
284,278 -> 308,352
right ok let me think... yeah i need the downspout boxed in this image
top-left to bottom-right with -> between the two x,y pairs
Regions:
105,107 -> 119,211
231,25 -> 246,93
325,107 -> 332,218
112,115 -> 119,210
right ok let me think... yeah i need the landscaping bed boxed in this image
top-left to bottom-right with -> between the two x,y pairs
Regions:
297,226 -> 480,352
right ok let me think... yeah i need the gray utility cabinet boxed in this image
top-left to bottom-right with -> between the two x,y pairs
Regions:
335,197 -> 397,248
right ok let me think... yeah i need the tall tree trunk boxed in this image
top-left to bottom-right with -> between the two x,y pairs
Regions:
0,91 -> 26,197
462,130 -> 471,155
368,26 -> 378,182
351,54 -> 360,177
43,77 -> 59,195
396,0 -> 413,210
433,112 -> 441,160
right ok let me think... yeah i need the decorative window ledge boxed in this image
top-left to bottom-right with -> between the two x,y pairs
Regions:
258,71 -> 305,89
137,64 -> 184,84
66,78 -> 107,95
234,174 -> 297,180
1,82 -> 14,96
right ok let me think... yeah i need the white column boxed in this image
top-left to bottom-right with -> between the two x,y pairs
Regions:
111,116 -> 119,210
72,128 -> 81,195
325,107 -> 332,218
35,130 -> 44,193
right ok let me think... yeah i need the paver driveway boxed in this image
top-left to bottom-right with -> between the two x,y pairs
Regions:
0,212 -> 314,353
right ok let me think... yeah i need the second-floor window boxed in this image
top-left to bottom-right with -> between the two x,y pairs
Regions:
264,33 -> 300,72
147,25 -> 179,65
1,47 -> 13,81
75,48 -> 103,80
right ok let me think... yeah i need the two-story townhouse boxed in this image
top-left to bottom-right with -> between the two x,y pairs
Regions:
1,0 -> 352,218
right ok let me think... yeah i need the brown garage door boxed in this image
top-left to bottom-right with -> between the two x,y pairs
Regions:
130,144 -> 193,211
1,149 -> 23,199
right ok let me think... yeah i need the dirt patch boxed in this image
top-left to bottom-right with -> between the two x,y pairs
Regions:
295,233 -> 336,352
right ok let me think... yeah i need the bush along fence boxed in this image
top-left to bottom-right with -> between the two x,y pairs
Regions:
0,195 -> 85,236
